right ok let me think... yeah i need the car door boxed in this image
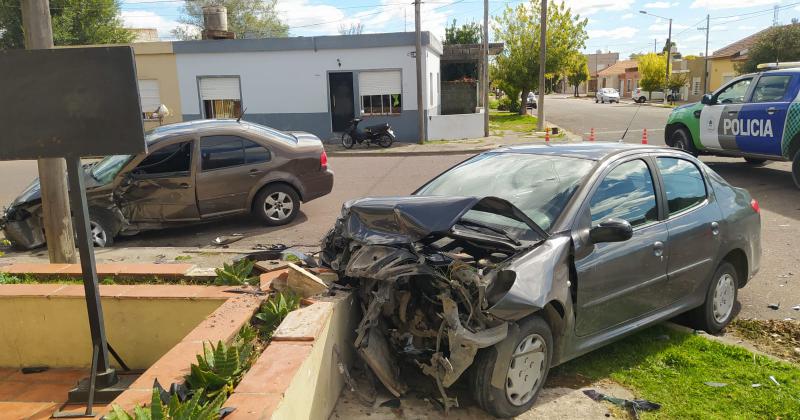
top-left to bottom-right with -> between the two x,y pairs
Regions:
115,138 -> 200,222
735,74 -> 797,157
574,157 -> 670,337
699,77 -> 754,152
196,135 -> 273,217
655,156 -> 722,303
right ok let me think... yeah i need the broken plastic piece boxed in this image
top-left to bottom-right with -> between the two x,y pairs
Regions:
769,376 -> 780,386
213,234 -> 244,246
21,366 -> 49,374
792,305 -> 800,311
704,382 -> 727,387
752,383 -> 761,388
583,389 -> 660,420
768,303 -> 780,310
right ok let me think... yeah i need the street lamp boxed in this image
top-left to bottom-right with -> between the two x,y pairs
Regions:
640,10 -> 672,104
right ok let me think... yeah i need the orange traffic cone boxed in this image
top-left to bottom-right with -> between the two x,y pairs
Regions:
641,128 -> 648,144
545,127 -> 550,142
589,128 -> 595,142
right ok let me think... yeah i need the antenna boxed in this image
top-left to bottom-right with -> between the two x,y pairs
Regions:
237,107 -> 247,123
773,4 -> 779,26
620,101 -> 644,141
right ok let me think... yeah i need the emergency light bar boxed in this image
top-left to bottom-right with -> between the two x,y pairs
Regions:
756,62 -> 800,70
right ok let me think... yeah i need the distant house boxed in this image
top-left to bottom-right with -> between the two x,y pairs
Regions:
597,60 -> 637,96
128,28 -> 160,43
585,52 -> 619,94
707,28 -> 770,91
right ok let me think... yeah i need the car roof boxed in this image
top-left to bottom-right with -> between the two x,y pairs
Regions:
492,142 -> 664,160
145,119 -> 242,143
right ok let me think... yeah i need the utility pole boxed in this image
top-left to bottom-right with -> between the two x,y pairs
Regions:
483,0 -> 489,137
699,14 -> 710,93
654,38 -> 657,53
664,18 -> 672,105
414,0 -> 426,144
21,0 -> 76,264
536,0 -> 546,131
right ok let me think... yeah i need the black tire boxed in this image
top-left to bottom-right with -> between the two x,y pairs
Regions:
687,262 -> 739,333
744,157 -> 767,166
88,213 -> 115,248
253,184 -> 300,226
670,127 -> 698,156
378,134 -> 393,148
793,150 -> 800,189
470,316 -> 553,418
595,98 -> 599,103
667,94 -> 674,102
341,133 -> 355,149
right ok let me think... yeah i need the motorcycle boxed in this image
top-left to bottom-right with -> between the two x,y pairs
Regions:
341,118 -> 395,149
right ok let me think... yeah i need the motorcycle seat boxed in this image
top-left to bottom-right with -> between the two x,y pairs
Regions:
365,123 -> 389,131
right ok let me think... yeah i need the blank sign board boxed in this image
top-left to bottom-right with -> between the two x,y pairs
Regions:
0,47 -> 146,160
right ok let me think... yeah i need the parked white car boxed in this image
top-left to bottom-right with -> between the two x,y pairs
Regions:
526,92 -> 538,109
595,88 -> 620,103
633,87 -> 675,103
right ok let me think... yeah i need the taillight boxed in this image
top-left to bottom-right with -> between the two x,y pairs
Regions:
320,150 -> 328,171
750,198 -> 760,214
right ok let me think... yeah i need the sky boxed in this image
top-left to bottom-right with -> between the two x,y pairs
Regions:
118,0 -> 800,58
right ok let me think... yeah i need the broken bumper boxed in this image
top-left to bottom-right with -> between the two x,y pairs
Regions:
1,207 -> 44,250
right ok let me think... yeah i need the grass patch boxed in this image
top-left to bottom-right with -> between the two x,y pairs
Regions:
489,110 -> 539,132
174,255 -> 192,261
728,319 -> 800,364
0,272 -> 212,285
552,325 -> 800,419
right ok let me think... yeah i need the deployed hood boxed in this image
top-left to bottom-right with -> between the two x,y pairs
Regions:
338,195 -> 547,245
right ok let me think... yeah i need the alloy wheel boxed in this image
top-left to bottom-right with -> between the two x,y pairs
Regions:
505,333 -> 547,407
90,221 -> 108,247
712,273 -> 735,323
264,192 -> 294,221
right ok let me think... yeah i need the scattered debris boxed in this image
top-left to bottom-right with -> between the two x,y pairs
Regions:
768,303 -> 781,310
281,248 -> 318,267
769,376 -> 780,386
752,383 -> 762,388
212,233 -> 244,246
728,318 -> 800,363
792,305 -> 800,311
380,398 -> 402,408
704,382 -> 727,388
583,389 -> 661,419
284,263 -> 328,297
21,366 -> 49,374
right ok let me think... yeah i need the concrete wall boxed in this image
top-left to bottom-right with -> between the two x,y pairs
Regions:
425,46 -> 441,117
0,294 -> 224,369
132,42 -> 183,131
709,58 -> 738,92
427,112 -> 484,140
441,81 -> 477,115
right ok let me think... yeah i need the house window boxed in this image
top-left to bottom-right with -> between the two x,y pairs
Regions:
359,70 -> 402,116
199,77 -> 242,119
692,77 -> 701,96
137,80 -> 161,120
626,79 -> 632,92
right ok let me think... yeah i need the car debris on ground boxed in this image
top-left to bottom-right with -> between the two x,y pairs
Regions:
582,389 -> 660,420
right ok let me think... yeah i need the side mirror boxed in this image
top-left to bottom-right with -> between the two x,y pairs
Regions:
590,219 -> 633,243
700,94 -> 715,105
119,173 -> 133,187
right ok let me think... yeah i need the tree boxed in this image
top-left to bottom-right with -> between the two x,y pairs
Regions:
172,0 -> 288,40
638,52 -> 666,100
338,22 -> 364,35
737,23 -> 800,74
492,0 -> 588,114
667,72 -> 689,102
444,19 -> 481,44
566,55 -> 589,97
0,0 -> 133,49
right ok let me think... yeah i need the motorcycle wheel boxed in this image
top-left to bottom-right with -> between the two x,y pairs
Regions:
341,133 -> 355,149
378,134 -> 394,148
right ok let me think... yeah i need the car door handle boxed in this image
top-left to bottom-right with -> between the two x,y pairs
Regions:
711,221 -> 720,236
179,183 -> 191,189
653,241 -> 664,257
248,169 -> 262,177
766,107 -> 779,115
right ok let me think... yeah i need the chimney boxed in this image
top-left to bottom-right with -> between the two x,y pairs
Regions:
201,6 -> 235,40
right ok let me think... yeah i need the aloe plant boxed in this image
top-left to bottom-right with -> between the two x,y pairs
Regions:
213,259 -> 257,286
186,341 -> 241,400
106,386 -> 226,420
255,292 -> 301,338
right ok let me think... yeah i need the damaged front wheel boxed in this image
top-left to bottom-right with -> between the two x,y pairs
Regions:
470,316 -> 552,418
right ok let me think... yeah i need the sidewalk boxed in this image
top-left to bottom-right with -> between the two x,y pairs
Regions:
325,122 -> 583,157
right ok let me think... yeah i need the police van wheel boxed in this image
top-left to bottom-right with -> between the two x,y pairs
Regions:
744,157 -> 767,166
670,128 -> 697,156
792,151 -> 800,190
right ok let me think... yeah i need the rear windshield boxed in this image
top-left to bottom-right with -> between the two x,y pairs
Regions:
245,123 -> 298,144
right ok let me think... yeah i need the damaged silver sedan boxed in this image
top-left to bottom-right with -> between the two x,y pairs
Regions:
321,143 -> 761,417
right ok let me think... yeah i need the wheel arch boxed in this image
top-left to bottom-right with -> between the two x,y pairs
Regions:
786,132 -> 800,161
721,248 -> 749,288
250,181 -> 304,213
664,122 -> 693,147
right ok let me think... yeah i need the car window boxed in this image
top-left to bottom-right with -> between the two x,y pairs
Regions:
244,139 -> 271,164
133,141 -> 192,176
590,159 -> 658,228
751,75 -> 793,103
716,78 -> 752,104
657,157 -> 707,215
201,136 -> 245,170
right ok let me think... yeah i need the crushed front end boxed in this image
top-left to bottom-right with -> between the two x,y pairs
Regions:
321,195 -> 547,411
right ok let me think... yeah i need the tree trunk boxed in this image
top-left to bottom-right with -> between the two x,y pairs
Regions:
520,89 -> 530,115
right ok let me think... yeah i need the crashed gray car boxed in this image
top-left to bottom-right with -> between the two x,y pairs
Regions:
321,143 -> 761,417
1,119 -> 333,249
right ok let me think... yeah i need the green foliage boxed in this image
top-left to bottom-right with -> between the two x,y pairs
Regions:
174,255 -> 192,261
489,98 -> 500,110
255,291 -> 300,338
737,23 -> 800,74
492,0 -> 588,114
667,73 -> 690,92
172,0 -> 288,40
282,253 -> 300,263
495,96 -> 520,113
106,386 -> 226,420
445,19 -> 482,45
566,55 -> 590,96
638,52 -> 667,96
214,259 -> 257,286
0,0 -> 133,49
489,111 -> 538,132
101,277 -> 116,285
186,325 -> 257,401
0,273 -> 24,284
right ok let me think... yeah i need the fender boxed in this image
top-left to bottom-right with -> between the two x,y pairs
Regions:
246,170 -> 306,204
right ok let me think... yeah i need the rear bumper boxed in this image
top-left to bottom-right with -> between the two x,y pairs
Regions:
302,169 -> 334,202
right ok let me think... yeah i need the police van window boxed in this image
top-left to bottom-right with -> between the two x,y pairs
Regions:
590,160 -> 658,228
716,78 -> 752,104
752,75 -> 793,103
656,158 -> 707,215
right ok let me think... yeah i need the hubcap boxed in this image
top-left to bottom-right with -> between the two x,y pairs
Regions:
712,273 -> 735,323
264,192 -> 294,221
90,221 -> 107,247
505,333 -> 546,407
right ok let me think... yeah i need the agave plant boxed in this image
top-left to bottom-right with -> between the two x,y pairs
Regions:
106,386 -> 226,420
213,259 -> 257,286
255,292 -> 301,338
186,341 -> 242,400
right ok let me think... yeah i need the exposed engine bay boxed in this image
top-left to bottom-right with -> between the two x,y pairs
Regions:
321,195 -> 549,411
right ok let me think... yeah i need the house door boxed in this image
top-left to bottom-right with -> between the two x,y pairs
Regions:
329,72 -> 355,132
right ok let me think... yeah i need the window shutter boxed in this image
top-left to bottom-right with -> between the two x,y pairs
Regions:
199,77 -> 241,100
137,80 -> 161,113
358,71 -> 401,96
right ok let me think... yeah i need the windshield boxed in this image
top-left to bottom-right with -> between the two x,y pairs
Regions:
90,154 -> 133,184
415,153 -> 595,232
